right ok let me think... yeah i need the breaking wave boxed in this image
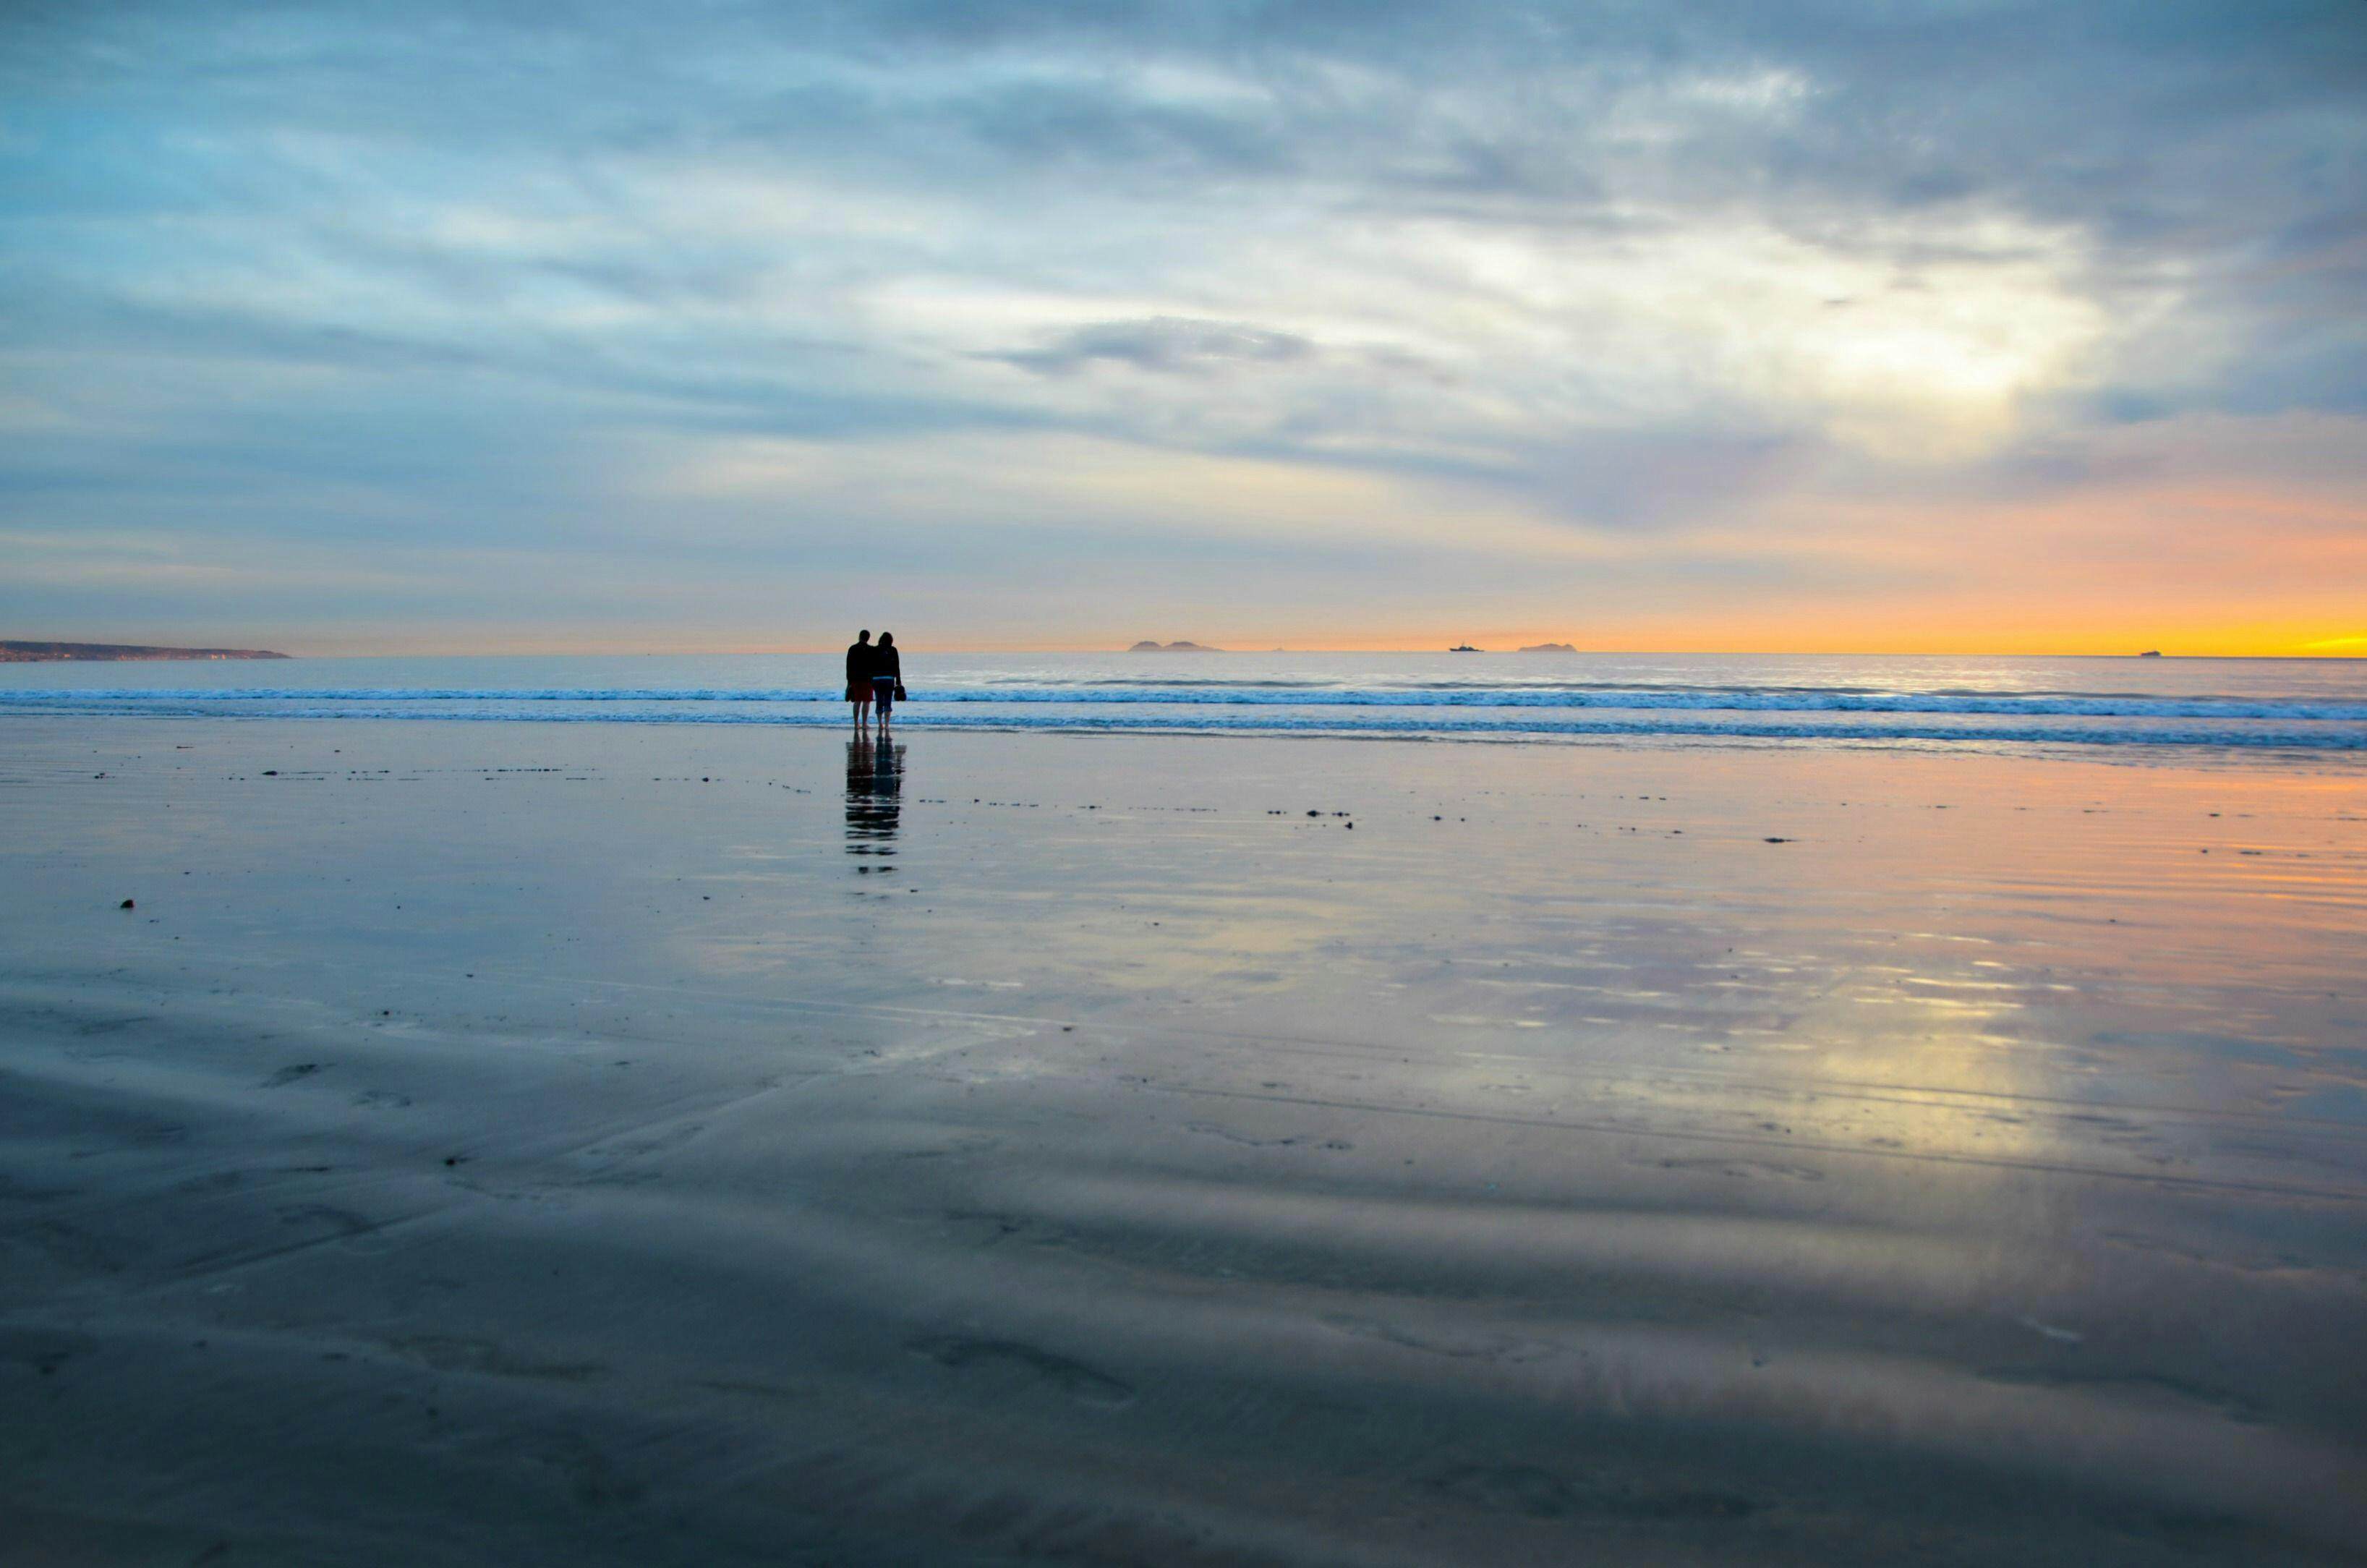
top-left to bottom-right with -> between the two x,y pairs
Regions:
5,686 -> 2367,721
3,686 -> 2363,751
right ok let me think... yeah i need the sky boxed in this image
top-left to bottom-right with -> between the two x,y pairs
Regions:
3,0 -> 2363,655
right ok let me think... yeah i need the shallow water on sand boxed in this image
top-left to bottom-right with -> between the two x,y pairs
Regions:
2,717 -> 2363,1564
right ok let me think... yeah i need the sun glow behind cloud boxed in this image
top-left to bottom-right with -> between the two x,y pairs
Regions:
0,1 -> 2360,653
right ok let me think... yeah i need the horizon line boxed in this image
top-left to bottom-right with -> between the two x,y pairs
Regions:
13,640 -> 2363,662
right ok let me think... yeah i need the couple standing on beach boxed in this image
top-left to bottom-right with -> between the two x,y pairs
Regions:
845,630 -> 904,728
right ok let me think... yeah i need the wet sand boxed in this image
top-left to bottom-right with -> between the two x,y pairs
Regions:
3,717 -> 2364,1565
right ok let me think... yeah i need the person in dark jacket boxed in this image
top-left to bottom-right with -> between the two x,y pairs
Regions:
870,632 -> 902,730
845,630 -> 874,725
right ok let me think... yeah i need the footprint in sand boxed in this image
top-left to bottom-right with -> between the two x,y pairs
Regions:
569,1122 -> 709,1183
1428,1462 -> 1758,1522
1650,1156 -> 1825,1182
1976,1364 -> 2267,1425
1321,1313 -> 1551,1363
386,1334 -> 609,1383
274,1203 -> 386,1250
0,1326 -> 98,1376
25,1219 -> 127,1275
905,1334 -> 1134,1407
1185,1121 -> 1308,1148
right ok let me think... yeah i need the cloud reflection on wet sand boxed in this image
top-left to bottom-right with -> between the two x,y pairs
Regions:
1,720 -> 2361,1562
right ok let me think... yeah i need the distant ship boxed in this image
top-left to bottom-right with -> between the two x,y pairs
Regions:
2139,649 -> 2163,657
1448,644 -> 1481,652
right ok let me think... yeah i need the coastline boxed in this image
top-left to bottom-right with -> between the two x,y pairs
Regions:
0,641 -> 290,662
4,717 -> 2363,1564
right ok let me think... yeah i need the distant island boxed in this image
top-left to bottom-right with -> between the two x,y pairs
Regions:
1127,641 -> 1222,653
1,639 -> 290,663
1519,642 -> 1578,653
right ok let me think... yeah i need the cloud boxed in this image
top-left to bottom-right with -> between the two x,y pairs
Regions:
0,0 -> 2360,649
991,316 -> 1315,375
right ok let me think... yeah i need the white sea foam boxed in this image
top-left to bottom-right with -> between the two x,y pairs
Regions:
6,686 -> 2367,719
2,691 -> 2363,749
7,653 -> 2364,756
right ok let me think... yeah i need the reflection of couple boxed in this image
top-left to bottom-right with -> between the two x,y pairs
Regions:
845,733 -> 903,852
845,629 -> 904,730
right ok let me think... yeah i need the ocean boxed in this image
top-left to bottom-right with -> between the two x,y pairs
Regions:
5,650 -> 2366,757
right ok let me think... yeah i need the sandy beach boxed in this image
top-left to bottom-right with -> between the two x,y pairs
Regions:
14,0 -> 2366,1556
4,716 -> 2364,1565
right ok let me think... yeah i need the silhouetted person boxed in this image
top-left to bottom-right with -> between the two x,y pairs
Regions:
845,735 -> 902,855
845,629 -> 874,725
871,632 -> 902,731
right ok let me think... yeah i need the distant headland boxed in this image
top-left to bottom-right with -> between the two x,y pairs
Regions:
0,640 -> 291,662
1518,642 -> 1579,653
1127,641 -> 1222,653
